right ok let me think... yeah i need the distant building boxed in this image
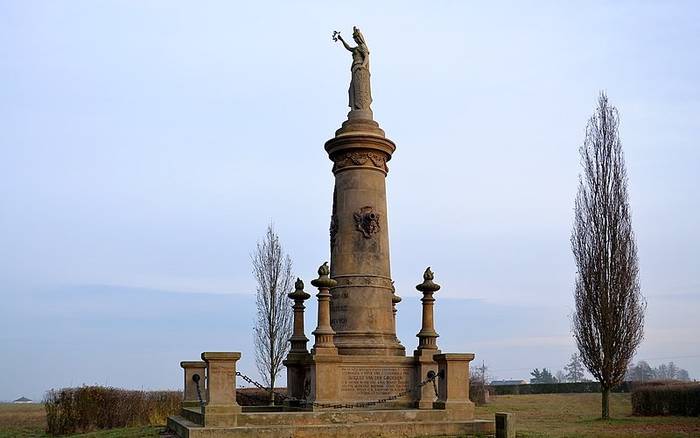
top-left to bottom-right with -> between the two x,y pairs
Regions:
13,397 -> 33,403
490,380 -> 528,386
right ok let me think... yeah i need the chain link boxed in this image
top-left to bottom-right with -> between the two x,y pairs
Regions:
193,374 -> 205,409
235,370 -> 440,409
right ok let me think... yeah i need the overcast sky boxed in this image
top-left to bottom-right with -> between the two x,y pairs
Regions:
1,1 -> 698,401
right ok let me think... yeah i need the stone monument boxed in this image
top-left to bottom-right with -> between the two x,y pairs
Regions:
167,27 -> 496,438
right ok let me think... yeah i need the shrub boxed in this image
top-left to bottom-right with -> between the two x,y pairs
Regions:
631,382 -> 700,416
489,381 -> 631,395
236,387 -> 287,406
44,386 -> 180,436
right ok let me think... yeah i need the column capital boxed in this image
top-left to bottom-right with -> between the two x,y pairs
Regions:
201,352 -> 241,362
433,353 -> 475,362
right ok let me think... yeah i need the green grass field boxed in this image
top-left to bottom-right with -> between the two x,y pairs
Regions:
475,393 -> 700,437
2,394 -> 699,437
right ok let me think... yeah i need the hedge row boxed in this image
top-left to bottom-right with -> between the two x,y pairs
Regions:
490,381 -> 631,395
632,383 -> 700,416
44,386 -> 180,436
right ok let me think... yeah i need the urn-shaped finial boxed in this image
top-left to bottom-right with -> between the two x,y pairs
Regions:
288,277 -> 311,301
318,262 -> 330,276
311,262 -> 337,289
416,267 -> 441,293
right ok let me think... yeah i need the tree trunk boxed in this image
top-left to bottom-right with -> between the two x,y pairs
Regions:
601,386 -> 610,419
269,375 -> 276,406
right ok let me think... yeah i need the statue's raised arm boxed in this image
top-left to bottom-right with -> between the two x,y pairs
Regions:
333,32 -> 354,52
333,26 -> 373,119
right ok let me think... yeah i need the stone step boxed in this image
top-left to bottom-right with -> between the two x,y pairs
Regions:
236,408 -> 452,427
169,416 -> 494,438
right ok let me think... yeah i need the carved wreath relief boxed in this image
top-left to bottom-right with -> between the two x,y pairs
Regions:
333,151 -> 388,173
354,206 -> 380,238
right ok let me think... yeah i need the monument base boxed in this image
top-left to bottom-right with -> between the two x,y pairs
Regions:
285,352 -> 466,410
167,408 -> 494,438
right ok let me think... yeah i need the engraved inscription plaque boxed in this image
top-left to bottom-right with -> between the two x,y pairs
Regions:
340,366 -> 412,399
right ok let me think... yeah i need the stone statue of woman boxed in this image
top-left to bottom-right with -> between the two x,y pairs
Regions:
333,26 -> 373,120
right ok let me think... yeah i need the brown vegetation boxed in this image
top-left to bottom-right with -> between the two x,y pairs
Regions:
43,386 -> 179,436
632,382 -> 700,416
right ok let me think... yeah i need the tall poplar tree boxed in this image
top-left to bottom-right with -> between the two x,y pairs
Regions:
571,92 -> 645,419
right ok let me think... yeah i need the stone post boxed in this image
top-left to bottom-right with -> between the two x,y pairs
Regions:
180,361 -> 207,408
285,278 -> 312,403
416,267 -> 440,352
311,262 -> 338,355
496,412 -> 516,438
433,353 -> 475,420
201,352 -> 242,427
414,267 -> 442,409
288,278 -> 311,353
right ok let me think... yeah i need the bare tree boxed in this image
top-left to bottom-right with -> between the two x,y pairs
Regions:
555,370 -> 567,383
564,353 -> 586,382
571,92 -> 646,419
469,362 -> 490,405
252,223 -> 294,404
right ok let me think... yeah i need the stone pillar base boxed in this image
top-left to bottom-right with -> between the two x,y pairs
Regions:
433,401 -> 475,421
414,349 -> 439,409
201,352 -> 241,427
434,353 -> 475,420
202,404 -> 242,427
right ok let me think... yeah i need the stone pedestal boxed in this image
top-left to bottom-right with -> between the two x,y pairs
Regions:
201,352 -> 242,427
433,353 -> 475,420
414,350 -> 439,409
325,118 -> 404,356
306,355 -> 416,409
181,361 -> 207,408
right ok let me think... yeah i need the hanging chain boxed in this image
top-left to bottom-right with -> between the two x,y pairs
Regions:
192,373 -> 205,409
235,370 -> 441,409
430,370 -> 440,397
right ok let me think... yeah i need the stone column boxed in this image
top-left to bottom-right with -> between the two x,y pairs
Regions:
288,278 -> 311,353
433,353 -> 475,420
416,267 -> 440,352
285,278 -> 311,403
324,117 -> 404,356
414,267 -> 441,409
311,262 -> 338,355
201,352 -> 242,427
180,361 -> 207,408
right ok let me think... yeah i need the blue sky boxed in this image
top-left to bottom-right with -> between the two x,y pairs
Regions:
1,1 -> 698,401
